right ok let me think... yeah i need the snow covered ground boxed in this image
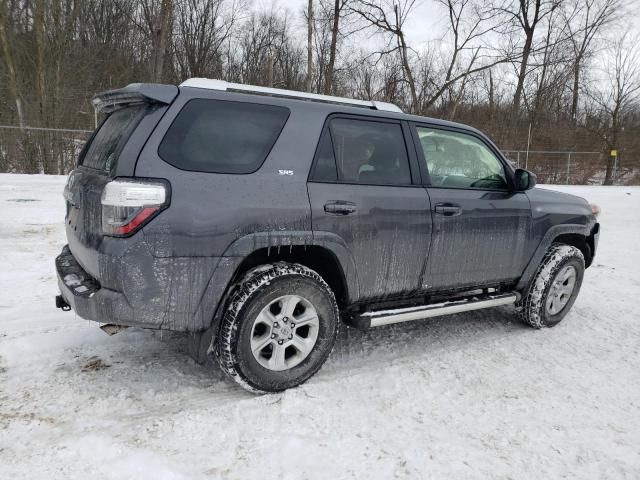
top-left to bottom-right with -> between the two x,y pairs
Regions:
1,173 -> 639,479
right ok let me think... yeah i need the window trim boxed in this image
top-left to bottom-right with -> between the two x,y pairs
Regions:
157,98 -> 291,175
410,122 -> 516,192
309,126 -> 339,182
308,113 -> 420,187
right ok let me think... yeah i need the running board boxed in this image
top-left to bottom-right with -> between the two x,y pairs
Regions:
352,292 -> 519,329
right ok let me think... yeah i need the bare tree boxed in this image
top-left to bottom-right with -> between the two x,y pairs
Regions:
0,0 -> 635,181
0,1 -> 25,128
494,0 -> 561,115
446,47 -> 480,119
234,11 -> 305,89
584,32 -> 640,184
349,0 -> 419,111
309,0 -> 331,93
422,0 -> 513,111
237,12 -> 279,86
312,0 -> 353,94
564,0 -> 620,123
324,0 -> 348,94
529,5 -> 569,126
173,0 -> 242,79
307,0 -> 314,91
153,0 -> 173,82
138,0 -> 174,82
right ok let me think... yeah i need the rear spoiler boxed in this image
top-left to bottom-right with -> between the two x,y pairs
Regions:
92,83 -> 178,113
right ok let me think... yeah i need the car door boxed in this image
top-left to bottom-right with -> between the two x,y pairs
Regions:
411,123 -> 532,291
307,115 -> 432,302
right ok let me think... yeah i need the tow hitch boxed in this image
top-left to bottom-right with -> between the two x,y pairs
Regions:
55,295 -> 71,311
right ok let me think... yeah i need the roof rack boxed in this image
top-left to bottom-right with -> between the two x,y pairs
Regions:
180,78 -> 403,113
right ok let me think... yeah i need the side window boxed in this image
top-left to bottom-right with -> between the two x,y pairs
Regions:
311,117 -> 411,185
159,99 -> 289,174
416,126 -> 508,189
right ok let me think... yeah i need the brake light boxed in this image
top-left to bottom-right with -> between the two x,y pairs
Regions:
101,179 -> 169,236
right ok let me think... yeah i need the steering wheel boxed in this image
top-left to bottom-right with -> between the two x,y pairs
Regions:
469,174 -> 505,188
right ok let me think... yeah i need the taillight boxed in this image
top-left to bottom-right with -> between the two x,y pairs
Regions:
101,179 -> 169,236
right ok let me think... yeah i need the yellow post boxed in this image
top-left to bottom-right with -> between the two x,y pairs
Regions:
610,149 -> 618,182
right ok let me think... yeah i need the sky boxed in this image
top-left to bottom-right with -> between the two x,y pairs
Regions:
257,0 -> 447,47
260,0 -> 640,49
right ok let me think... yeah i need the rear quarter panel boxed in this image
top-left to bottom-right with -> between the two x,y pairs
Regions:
134,89 -> 326,258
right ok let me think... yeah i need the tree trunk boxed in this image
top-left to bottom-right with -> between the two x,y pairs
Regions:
570,60 -> 580,124
266,52 -> 274,87
34,0 -> 46,126
397,30 -> 417,113
603,123 -> 618,185
448,48 -> 478,121
307,0 -> 313,92
34,0 -> 47,174
488,69 -> 494,121
152,0 -> 172,82
512,32 -> 533,116
324,0 -> 340,95
0,3 -> 25,129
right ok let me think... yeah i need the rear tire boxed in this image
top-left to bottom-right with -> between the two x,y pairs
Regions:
215,262 -> 339,393
519,243 -> 585,328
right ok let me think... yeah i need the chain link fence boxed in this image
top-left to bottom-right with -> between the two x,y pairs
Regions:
1,125 -> 639,184
504,150 -> 598,185
503,150 -> 640,185
0,125 -> 92,175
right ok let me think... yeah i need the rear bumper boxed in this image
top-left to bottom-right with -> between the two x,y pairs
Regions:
56,244 -> 241,331
56,245 -> 136,325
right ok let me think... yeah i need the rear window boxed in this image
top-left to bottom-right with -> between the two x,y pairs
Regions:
158,99 -> 290,174
80,106 -> 144,171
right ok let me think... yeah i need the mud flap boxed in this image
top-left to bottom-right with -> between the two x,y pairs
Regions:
187,325 -> 216,365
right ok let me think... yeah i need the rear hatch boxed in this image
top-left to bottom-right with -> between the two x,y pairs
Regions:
63,83 -> 177,279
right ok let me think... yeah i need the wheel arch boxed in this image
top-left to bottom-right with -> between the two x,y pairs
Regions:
189,232 -> 358,361
553,233 -> 592,267
517,224 -> 591,291
229,245 -> 352,309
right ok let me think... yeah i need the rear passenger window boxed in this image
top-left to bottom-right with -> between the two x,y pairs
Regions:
159,99 -> 289,174
311,117 -> 411,185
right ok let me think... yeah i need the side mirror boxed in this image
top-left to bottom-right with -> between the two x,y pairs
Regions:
514,168 -> 536,191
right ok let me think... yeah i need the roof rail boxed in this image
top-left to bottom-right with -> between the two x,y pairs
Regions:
180,78 -> 403,113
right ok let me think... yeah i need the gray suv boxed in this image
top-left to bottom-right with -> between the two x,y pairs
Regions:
56,78 -> 600,393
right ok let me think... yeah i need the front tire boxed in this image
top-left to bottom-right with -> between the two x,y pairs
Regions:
215,263 -> 339,393
519,243 -> 585,328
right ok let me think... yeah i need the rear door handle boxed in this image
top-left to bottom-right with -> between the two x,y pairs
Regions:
324,201 -> 357,215
434,203 -> 462,216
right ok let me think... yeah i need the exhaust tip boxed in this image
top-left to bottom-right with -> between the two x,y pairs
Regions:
100,324 -> 128,336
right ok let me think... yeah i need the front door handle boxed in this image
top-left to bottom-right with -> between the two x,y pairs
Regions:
434,203 -> 462,216
324,201 -> 357,215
